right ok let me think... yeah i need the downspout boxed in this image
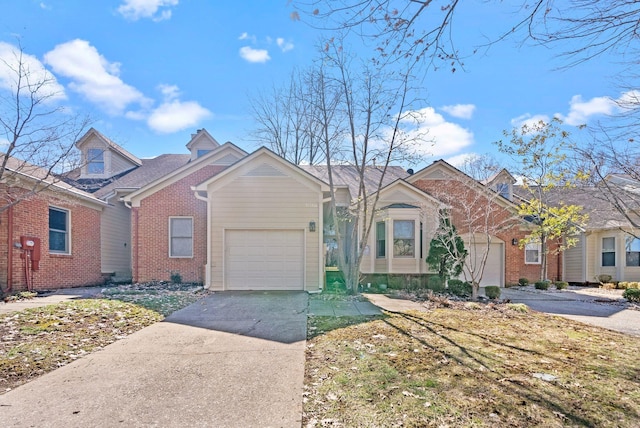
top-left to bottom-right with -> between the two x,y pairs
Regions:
6,204 -> 13,293
192,188 -> 210,289
133,207 -> 139,283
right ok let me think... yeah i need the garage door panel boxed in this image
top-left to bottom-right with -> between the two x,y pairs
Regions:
226,230 -> 304,290
464,242 -> 503,287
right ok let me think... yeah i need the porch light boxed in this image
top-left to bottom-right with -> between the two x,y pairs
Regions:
512,238 -> 518,246
309,221 -> 316,232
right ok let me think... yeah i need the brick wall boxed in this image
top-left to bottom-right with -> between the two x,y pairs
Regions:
132,165 -> 226,284
0,185 -> 103,293
412,178 -> 560,284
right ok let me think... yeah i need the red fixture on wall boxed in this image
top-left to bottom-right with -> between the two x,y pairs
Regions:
19,236 -> 41,291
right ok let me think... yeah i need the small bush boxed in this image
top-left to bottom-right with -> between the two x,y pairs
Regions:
627,282 -> 640,290
387,275 -> 405,290
554,281 -> 568,290
506,303 -> 529,313
534,281 -> 550,290
617,282 -> 629,290
170,271 -> 182,284
597,274 -> 612,283
518,277 -> 529,286
623,288 -> 640,302
484,286 -> 501,299
427,276 -> 446,293
447,279 -> 472,297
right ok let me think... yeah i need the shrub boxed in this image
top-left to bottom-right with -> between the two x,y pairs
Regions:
170,271 -> 182,284
484,286 -> 501,299
447,279 -> 472,297
623,288 -> 640,302
427,276 -> 446,293
534,281 -> 550,290
554,281 -> 568,290
506,303 -> 529,313
597,274 -> 612,283
600,282 -> 616,290
387,275 -> 405,290
628,282 -> 640,289
518,277 -> 529,286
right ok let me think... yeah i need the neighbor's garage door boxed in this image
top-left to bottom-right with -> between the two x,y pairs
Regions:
225,229 -> 304,290
465,242 -> 504,287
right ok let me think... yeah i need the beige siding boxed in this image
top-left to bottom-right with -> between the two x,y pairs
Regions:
208,175 -> 321,291
586,233 -> 598,281
100,200 -> 131,275
110,151 -> 137,175
563,234 -> 585,282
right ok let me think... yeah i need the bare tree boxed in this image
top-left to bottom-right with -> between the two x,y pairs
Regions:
0,41 -> 91,212
250,68 -> 327,164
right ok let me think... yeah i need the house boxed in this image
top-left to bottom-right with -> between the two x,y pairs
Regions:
0,155 -> 107,294
2,128 -> 563,294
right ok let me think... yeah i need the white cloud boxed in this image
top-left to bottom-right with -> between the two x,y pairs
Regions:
441,104 -> 475,119
44,39 -> 148,116
0,42 -> 66,101
400,107 -> 474,157
147,84 -> 211,133
239,46 -> 270,63
117,0 -> 179,22
276,38 -> 294,52
561,94 -> 618,126
445,152 -> 480,169
510,113 -> 551,130
238,32 -> 257,43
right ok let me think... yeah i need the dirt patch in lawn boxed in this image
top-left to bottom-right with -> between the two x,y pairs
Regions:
305,301 -> 640,427
0,282 -> 209,393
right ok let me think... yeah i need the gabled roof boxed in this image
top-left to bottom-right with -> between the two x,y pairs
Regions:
300,165 -> 409,200
1,153 -> 106,208
76,128 -> 142,166
408,159 -> 518,209
482,168 -> 516,186
194,147 -> 330,193
185,128 -> 219,150
125,142 -> 248,206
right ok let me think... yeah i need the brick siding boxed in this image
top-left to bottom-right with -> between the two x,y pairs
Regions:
0,185 -> 103,293
132,165 -> 226,284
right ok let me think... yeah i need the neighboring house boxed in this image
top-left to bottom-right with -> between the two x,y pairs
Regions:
554,184 -> 640,283
0,156 -> 106,293
3,127 -> 575,293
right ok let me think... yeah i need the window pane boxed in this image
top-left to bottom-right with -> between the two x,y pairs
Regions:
49,230 -> 66,252
626,237 -> 640,252
626,252 -> 640,267
394,221 -> 414,239
376,222 -> 385,258
49,208 -> 67,231
525,249 -> 539,263
87,149 -> 104,161
602,237 -> 615,252
602,252 -> 615,267
394,239 -> 415,257
87,149 -> 104,174
170,218 -> 192,257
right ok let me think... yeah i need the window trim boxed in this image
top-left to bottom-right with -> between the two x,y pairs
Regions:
393,219 -> 415,258
602,236 -> 616,267
169,216 -> 194,258
49,206 -> 71,254
524,242 -> 541,265
376,221 -> 386,258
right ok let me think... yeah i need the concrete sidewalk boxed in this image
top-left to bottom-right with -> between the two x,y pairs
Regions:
0,286 -> 102,314
0,291 -> 308,427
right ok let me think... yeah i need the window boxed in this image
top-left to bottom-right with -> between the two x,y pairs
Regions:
376,222 -> 386,258
393,220 -> 415,257
602,237 -> 616,267
196,149 -> 212,158
49,207 -> 69,253
496,183 -> 510,199
524,242 -> 541,264
169,217 -> 193,257
626,237 -> 640,267
87,149 -> 104,174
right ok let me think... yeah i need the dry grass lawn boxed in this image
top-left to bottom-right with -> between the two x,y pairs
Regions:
304,303 -> 640,427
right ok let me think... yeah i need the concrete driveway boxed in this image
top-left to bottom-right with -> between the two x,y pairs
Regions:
500,287 -> 640,337
0,291 -> 308,428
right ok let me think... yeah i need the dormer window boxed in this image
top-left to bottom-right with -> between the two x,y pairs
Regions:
197,149 -> 212,158
87,149 -> 105,174
496,182 -> 510,200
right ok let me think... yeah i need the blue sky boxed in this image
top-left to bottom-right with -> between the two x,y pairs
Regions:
0,0 -> 629,170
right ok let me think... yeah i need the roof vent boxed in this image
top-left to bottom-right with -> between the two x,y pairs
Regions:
407,168 -> 414,175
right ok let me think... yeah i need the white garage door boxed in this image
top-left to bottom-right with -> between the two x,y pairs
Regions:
465,242 -> 504,287
225,229 -> 304,290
